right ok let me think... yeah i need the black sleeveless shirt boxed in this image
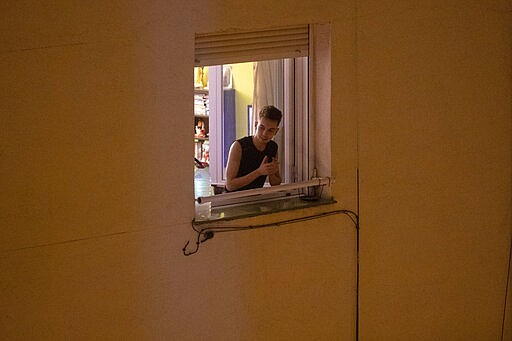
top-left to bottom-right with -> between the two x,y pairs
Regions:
233,136 -> 278,191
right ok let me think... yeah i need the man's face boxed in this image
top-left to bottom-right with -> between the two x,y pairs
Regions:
255,117 -> 279,143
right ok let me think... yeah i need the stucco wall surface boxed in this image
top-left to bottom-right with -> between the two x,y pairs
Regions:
1,0 -> 510,340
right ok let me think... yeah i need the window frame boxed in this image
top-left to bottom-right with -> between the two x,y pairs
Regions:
206,58 -> 307,186
193,23 -> 332,220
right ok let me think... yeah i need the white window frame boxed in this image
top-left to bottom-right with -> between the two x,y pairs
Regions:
194,23 -> 332,213
208,65 -> 224,184
207,59 -> 305,186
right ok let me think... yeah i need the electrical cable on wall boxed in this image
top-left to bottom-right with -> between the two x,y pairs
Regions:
182,207 -> 361,341
501,231 -> 512,341
182,209 -> 358,256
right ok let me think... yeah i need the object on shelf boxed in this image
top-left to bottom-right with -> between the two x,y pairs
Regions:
194,92 -> 209,116
194,66 -> 209,89
195,119 -> 207,137
194,157 -> 205,168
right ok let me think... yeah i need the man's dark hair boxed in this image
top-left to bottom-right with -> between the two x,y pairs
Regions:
258,105 -> 282,125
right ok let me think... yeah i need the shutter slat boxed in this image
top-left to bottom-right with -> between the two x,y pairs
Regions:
195,26 -> 308,43
196,39 -> 309,55
196,34 -> 308,50
195,25 -> 309,66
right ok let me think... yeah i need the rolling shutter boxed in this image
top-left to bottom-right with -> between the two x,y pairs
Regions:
195,25 -> 309,66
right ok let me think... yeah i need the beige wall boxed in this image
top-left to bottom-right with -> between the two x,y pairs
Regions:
357,2 -> 512,339
1,1 -> 510,340
230,62 -> 253,139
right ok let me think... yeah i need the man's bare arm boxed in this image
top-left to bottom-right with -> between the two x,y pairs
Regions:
225,142 -> 264,191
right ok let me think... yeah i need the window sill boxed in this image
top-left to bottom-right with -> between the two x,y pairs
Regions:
193,196 -> 336,225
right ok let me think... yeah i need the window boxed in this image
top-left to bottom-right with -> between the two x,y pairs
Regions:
199,58 -> 308,186
193,24 -> 332,220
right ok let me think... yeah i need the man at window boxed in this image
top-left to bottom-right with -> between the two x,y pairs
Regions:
225,105 -> 282,192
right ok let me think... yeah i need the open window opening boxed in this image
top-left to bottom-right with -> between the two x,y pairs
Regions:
193,24 -> 332,221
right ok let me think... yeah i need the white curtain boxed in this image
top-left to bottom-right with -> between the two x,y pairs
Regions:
252,60 -> 285,179
252,60 -> 282,134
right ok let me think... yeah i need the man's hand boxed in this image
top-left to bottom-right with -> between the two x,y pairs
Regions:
257,156 -> 279,176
